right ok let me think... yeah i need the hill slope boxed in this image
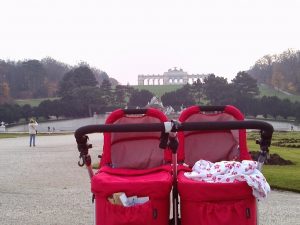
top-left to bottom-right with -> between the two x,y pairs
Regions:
259,84 -> 300,102
134,84 -> 183,97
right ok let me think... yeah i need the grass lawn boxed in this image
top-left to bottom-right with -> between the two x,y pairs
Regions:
135,83 -> 300,100
0,132 -> 72,139
259,84 -> 300,102
247,131 -> 300,192
134,84 -> 183,97
0,133 -> 28,138
15,97 -> 60,107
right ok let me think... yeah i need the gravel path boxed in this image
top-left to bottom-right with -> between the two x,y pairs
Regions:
0,134 -> 299,225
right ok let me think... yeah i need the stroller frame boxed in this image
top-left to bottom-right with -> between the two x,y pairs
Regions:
75,106 -> 273,225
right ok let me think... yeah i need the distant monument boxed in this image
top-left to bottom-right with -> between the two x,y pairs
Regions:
145,96 -> 175,116
138,67 -> 208,85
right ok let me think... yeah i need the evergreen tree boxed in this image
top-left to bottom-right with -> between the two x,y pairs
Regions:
59,66 -> 97,98
128,89 -> 153,108
231,71 -> 259,114
203,74 -> 232,105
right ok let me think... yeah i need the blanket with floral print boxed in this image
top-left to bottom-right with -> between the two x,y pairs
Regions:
184,160 -> 270,200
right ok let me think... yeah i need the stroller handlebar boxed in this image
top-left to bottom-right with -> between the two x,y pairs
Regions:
74,123 -> 166,141
75,120 -> 273,145
74,120 -> 273,170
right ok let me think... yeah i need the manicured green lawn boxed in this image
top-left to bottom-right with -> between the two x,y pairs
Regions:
0,133 -> 28,138
15,97 -> 60,107
0,132 -> 72,139
247,131 -> 300,192
134,84 -> 183,97
259,84 -> 300,102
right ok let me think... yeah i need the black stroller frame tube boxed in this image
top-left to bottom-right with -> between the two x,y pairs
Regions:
75,121 -> 273,139
178,121 -> 273,136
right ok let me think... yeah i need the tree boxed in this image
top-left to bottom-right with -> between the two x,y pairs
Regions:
293,101 -> 300,122
0,103 -> 22,123
21,60 -> 48,98
58,66 -> 97,98
4,60 -> 48,98
128,89 -> 153,108
36,100 -> 57,119
248,49 -> 300,93
92,69 -> 110,85
100,79 -> 114,105
161,84 -> 195,111
50,100 -> 64,118
248,54 -> 274,84
232,71 -> 259,99
190,78 -> 204,104
41,57 -> 70,97
271,65 -> 285,91
41,57 -> 70,82
0,81 -> 11,104
123,84 -> 135,100
278,99 -> 292,119
21,104 -> 33,121
260,96 -> 281,119
230,72 -> 259,114
114,85 -> 127,108
203,74 -> 232,105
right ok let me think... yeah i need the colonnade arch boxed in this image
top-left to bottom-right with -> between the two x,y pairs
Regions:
138,68 -> 208,85
142,77 -> 164,85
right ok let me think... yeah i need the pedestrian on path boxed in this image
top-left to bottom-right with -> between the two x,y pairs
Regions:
28,118 -> 38,147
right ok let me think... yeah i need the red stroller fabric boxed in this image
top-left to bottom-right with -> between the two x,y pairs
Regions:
177,105 -> 257,225
91,108 -> 173,225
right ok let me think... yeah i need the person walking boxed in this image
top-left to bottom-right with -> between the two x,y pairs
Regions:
28,119 -> 38,147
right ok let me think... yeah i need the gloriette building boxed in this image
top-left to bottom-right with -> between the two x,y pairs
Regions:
138,67 -> 208,85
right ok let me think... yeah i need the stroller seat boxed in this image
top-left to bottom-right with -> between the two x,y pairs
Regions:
177,105 -> 257,225
91,108 -> 173,225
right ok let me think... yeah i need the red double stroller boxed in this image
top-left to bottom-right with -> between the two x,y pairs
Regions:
75,105 -> 273,225
177,105 -> 259,225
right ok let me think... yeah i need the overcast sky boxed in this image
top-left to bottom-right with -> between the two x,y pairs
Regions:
1,0 -> 300,84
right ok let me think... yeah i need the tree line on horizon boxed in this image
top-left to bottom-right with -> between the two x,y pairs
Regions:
161,72 -> 300,121
248,48 -> 300,94
1,48 -> 300,123
0,65 -> 153,123
1,48 -> 300,102
0,57 -> 114,102
1,65 -> 300,124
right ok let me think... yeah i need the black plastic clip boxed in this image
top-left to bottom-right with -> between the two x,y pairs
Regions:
77,135 -> 92,167
159,120 -> 180,153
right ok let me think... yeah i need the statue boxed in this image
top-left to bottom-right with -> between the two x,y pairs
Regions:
0,121 -> 5,132
145,96 -> 164,110
164,106 -> 175,115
